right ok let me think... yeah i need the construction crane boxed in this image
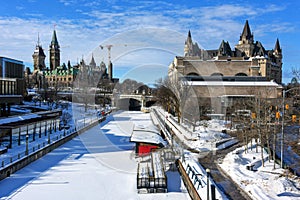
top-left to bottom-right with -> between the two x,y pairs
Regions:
99,44 -> 114,80
99,43 -> 138,80
99,44 -> 129,64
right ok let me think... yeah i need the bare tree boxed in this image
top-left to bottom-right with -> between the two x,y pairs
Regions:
292,68 -> 300,81
155,77 -> 179,116
246,87 -> 276,167
155,76 -> 194,124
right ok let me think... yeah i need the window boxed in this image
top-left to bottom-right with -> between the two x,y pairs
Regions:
235,73 -> 247,76
211,73 -> 223,76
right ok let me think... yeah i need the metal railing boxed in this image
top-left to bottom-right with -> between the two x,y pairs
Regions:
0,116 -> 102,170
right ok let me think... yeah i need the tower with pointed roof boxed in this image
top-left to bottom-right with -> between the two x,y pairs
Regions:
239,20 -> 254,44
184,30 -> 201,57
235,20 -> 255,57
89,54 -> 96,69
32,34 -> 46,71
49,29 -> 60,70
218,40 -> 232,57
274,38 -> 282,57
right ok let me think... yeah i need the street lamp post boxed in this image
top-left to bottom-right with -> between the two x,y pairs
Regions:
206,168 -> 210,200
281,90 -> 286,168
25,125 -> 29,155
48,122 -> 51,144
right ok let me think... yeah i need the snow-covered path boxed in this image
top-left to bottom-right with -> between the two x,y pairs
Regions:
0,111 -> 190,200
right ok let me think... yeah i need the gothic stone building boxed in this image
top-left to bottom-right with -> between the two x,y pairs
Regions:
30,29 -> 118,91
168,20 -> 282,114
30,30 -> 78,90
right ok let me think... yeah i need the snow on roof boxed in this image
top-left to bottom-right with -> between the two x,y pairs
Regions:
130,124 -> 167,146
152,151 -> 165,178
138,162 -> 151,178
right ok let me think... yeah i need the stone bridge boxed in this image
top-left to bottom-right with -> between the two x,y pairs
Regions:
114,94 -> 157,110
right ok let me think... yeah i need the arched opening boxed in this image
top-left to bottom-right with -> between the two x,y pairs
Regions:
187,72 -> 200,77
117,98 -> 141,111
235,73 -> 248,76
211,73 -> 223,76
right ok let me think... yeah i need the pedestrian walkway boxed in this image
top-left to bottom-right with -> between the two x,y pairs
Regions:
0,106 -> 100,172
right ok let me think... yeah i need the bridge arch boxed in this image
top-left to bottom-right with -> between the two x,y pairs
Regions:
117,94 -> 157,111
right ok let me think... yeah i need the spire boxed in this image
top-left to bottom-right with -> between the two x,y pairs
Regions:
239,20 -> 253,44
33,33 -> 45,57
90,54 -> 96,67
274,38 -> 282,54
51,29 -> 59,47
33,33 -> 46,71
185,30 -> 192,44
242,20 -> 251,39
49,27 -> 60,70
188,30 -> 191,38
184,30 -> 193,56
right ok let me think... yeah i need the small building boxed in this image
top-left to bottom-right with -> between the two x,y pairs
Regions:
130,125 -> 167,156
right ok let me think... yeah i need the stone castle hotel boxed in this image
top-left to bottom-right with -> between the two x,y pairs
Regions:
27,29 -> 113,90
168,20 -> 283,113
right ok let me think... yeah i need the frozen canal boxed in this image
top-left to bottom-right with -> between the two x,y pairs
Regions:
0,111 -> 190,200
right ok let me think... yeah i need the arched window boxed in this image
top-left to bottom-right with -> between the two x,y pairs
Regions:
187,72 -> 200,76
211,73 -> 223,76
235,73 -> 248,76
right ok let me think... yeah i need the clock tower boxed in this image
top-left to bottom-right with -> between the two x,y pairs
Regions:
49,29 -> 60,70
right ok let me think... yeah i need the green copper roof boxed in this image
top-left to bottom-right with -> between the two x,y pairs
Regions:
43,67 -> 79,77
51,30 -> 59,46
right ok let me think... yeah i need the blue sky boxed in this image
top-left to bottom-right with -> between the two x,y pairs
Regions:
0,0 -> 299,84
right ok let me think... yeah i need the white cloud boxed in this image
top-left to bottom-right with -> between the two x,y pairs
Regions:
0,17 -> 105,67
0,1 -> 294,80
59,0 -> 78,6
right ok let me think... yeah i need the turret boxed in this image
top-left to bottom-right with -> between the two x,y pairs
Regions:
274,38 -> 282,56
49,29 -> 60,70
89,54 -> 96,68
235,20 -> 255,57
32,34 -> 46,71
239,20 -> 254,45
184,30 -> 193,56
218,40 -> 232,57
184,30 -> 201,57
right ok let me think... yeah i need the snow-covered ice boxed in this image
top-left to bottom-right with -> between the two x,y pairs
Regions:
0,111 -> 190,200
